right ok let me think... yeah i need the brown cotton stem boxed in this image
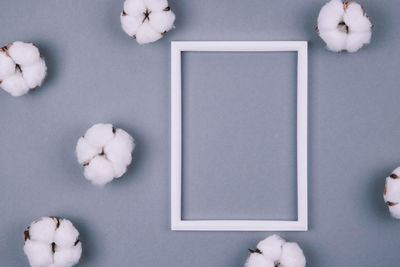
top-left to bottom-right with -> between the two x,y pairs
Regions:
248,248 -> 262,254
24,229 -> 30,241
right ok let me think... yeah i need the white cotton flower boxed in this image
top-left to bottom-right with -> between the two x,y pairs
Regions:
23,217 -> 82,267
317,0 -> 372,52
383,167 -> 400,219
0,41 -> 47,96
76,123 -> 135,186
245,235 -> 306,267
121,0 -> 175,44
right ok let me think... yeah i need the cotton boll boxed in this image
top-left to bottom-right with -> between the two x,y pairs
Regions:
54,243 -> 82,267
8,41 -> 40,66
84,123 -> 114,148
29,217 -> 57,243
149,11 -> 175,33
0,41 -> 47,96
77,124 -> 135,185
317,0 -> 372,52
0,51 -> 15,80
24,240 -> 53,267
84,156 -> 115,186
279,242 -> 306,267
21,58 -> 47,88
135,22 -> 163,44
144,0 -> 169,12
384,167 -> 400,218
121,0 -> 175,44
246,235 -> 306,267
76,137 -> 101,165
245,253 -> 274,267
1,72 -> 30,96
256,234 -> 285,263
54,220 -> 79,247
24,217 -> 82,267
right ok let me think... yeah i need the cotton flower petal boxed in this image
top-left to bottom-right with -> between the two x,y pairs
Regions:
104,129 -> 134,166
136,22 -> 163,44
29,217 -> 57,243
149,10 -> 175,33
21,58 -> 47,88
279,242 -> 306,267
54,219 -> 79,248
345,32 -> 371,53
0,51 -> 16,80
84,156 -> 115,186
54,242 -> 82,267
1,72 -> 30,97
124,0 -> 146,16
121,14 -> 143,36
343,3 -> 372,32
144,0 -> 169,12
388,204 -> 400,219
317,0 -> 345,31
76,137 -> 101,165
257,234 -> 285,263
245,253 -> 274,267
24,240 -> 53,267
7,41 -> 40,66
84,123 -> 115,148
319,30 -> 347,52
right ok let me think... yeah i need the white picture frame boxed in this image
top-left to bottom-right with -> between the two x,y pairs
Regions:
171,41 -> 308,231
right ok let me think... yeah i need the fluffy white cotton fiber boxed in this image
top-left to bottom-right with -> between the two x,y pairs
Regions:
76,123 -> 135,186
24,217 -> 82,267
384,167 -> 400,219
317,0 -> 372,52
280,243 -> 307,267
245,253 -> 274,267
121,0 -> 175,44
245,235 -> 306,267
0,41 -> 47,96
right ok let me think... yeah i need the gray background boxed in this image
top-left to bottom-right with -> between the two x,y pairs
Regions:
0,0 -> 399,266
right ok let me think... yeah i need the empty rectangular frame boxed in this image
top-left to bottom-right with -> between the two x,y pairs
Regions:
171,41 -> 308,231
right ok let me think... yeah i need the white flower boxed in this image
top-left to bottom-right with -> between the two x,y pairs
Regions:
317,0 -> 372,52
121,0 -> 175,44
0,41 -> 47,96
76,123 -> 135,186
245,235 -> 306,267
23,217 -> 82,267
384,167 -> 400,219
